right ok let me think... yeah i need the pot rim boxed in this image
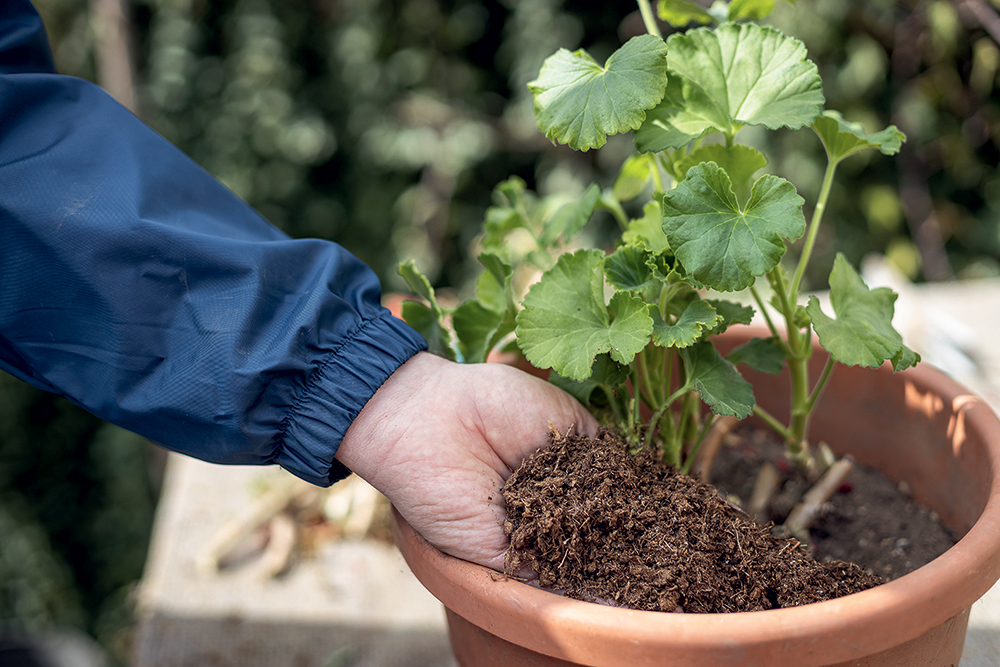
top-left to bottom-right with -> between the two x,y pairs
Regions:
391,345 -> 1000,665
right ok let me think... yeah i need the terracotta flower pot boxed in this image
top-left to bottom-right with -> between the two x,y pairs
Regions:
391,327 -> 1000,667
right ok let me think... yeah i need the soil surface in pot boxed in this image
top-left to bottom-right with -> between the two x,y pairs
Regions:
503,428 -> 956,613
709,423 -> 958,582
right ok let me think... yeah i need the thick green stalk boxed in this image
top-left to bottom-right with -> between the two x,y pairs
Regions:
786,348 -> 812,463
767,267 -> 813,464
779,156 -> 842,463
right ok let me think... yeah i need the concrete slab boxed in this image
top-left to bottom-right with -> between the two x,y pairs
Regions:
132,454 -> 457,667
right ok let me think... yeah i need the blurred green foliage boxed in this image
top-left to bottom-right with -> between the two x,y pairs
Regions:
31,0 -> 1000,286
0,372 -> 157,664
6,0 -> 1000,661
765,0 -> 1000,284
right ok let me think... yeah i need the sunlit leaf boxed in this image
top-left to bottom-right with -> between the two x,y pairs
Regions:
623,201 -> 671,255
453,301 -> 506,364
481,177 -> 529,252
729,0 -> 778,22
676,144 -> 768,205
515,250 -> 653,381
614,153 -> 657,202
453,253 -> 517,363
657,0 -> 715,27
805,254 -> 920,372
397,261 -> 457,359
812,110 -> 906,164
400,300 -> 455,361
398,260 -> 440,307
529,34 -> 669,151
634,76 -> 720,152
664,23 -> 823,136
597,189 -> 629,228
662,162 -> 806,291
538,184 -> 601,247
475,252 -> 512,313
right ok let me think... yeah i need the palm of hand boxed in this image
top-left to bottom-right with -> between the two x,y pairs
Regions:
337,352 -> 597,571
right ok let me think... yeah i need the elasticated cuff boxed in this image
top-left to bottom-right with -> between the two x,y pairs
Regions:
275,311 -> 427,486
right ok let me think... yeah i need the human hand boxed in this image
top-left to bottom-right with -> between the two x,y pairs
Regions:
336,351 -> 598,571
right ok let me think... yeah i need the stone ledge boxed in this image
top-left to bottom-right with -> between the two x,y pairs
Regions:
132,454 -> 456,667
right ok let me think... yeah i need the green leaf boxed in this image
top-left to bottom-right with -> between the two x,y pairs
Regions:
528,34 -> 669,151
608,291 -> 657,363
657,0 -> 715,27
452,301 -> 514,364
726,336 -> 785,374
676,144 -> 768,205
634,76 -> 719,152
398,260 -> 441,308
728,0 -> 778,21
549,354 -> 629,406
481,178 -> 529,252
597,188 -> 629,228
475,252 -> 513,313
805,254 -> 920,372
453,253 -> 517,363
515,250 -> 654,381
605,245 -> 658,292
812,110 -> 906,164
398,261 -> 456,359
662,162 -> 806,291
538,184 -> 601,247
494,175 -> 528,206
473,269 -> 505,315
704,298 -> 755,333
400,300 -> 456,361
613,153 -> 657,202
680,342 -> 755,418
666,23 -> 824,134
650,300 -> 722,348
623,201 -> 671,255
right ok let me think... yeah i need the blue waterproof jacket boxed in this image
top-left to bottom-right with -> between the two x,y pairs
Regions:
0,1 -> 427,485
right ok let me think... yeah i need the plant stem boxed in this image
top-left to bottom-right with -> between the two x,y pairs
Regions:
680,414 -> 718,475
806,355 -> 836,412
789,156 -> 839,301
749,284 -> 791,357
630,359 -> 642,436
786,349 -> 813,464
636,0 -> 662,38
765,266 -> 813,463
600,384 -> 624,424
752,404 -> 793,443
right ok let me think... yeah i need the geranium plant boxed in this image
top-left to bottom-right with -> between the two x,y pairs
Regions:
399,0 -> 917,476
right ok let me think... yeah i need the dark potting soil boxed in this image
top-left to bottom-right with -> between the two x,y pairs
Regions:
503,427 -> 956,613
709,424 -> 958,583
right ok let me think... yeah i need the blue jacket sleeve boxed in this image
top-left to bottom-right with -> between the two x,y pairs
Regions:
0,1 -> 428,486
